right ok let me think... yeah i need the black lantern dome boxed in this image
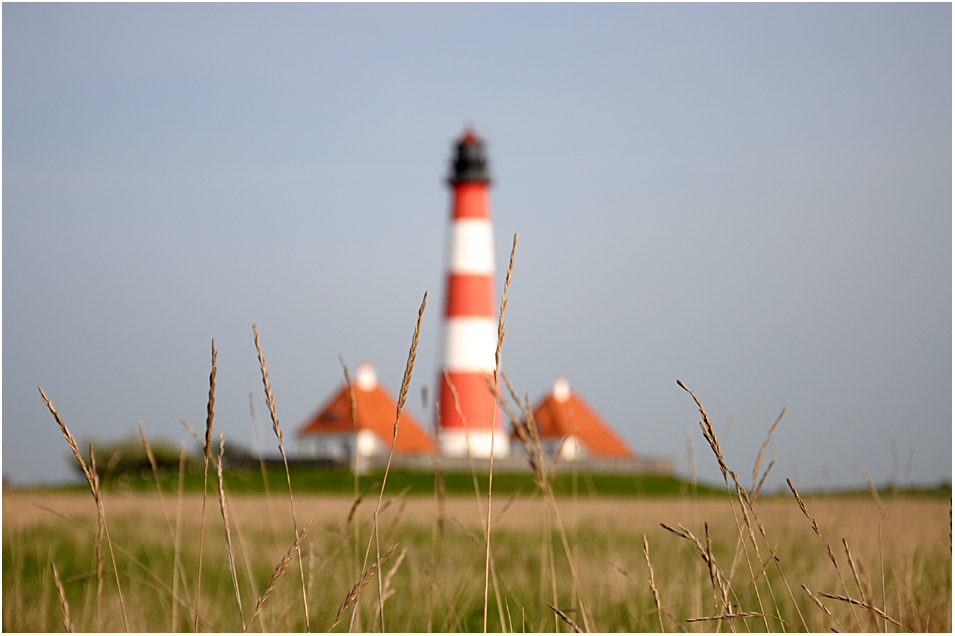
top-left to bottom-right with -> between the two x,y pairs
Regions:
448,129 -> 491,185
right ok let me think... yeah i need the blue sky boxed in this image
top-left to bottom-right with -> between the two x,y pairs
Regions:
3,3 -> 951,490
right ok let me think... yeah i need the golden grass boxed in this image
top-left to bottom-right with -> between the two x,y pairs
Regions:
357,290 -> 426,633
6,491 -> 948,632
38,387 -> 129,632
193,340 -> 216,632
484,231 -> 518,632
254,323 -> 311,631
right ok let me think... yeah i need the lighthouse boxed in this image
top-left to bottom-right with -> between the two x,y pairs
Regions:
437,129 -> 509,458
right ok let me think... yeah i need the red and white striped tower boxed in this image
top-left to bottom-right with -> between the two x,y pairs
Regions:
437,129 -> 509,458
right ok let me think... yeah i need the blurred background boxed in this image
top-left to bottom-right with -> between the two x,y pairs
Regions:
3,3 -> 950,491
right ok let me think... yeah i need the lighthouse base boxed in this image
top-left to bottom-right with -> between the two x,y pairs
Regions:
439,429 -> 511,459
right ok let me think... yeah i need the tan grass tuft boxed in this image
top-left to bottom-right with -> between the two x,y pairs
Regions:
352,291 -> 426,633
51,563 -> 72,633
38,388 -> 128,632
332,542 -> 398,632
752,408 -> 785,493
864,467 -> 889,519
686,611 -> 772,623
676,379 -> 727,478
245,520 -> 313,632
38,387 -> 92,484
484,231 -> 517,633
843,538 -> 879,630
253,323 -> 311,632
216,431 -> 245,627
193,340 -> 216,633
643,534 -> 665,632
546,603 -> 582,633
818,592 -> 911,631
752,458 -> 775,500
787,479 -> 835,566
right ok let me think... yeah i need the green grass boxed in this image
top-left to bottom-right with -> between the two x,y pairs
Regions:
43,465 -> 723,499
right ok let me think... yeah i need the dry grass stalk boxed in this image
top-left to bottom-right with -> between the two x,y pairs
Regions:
492,487 -> 523,526
193,340 -> 216,633
428,403 -> 444,634
801,584 -> 833,617
383,497 -> 408,548
172,441 -> 187,631
494,232 -> 517,379
352,292 -> 426,633
508,383 -> 593,630
731,475 -> 761,559
448,370 -> 494,528
643,535 -> 665,632
178,417 -> 201,444
686,611 -> 770,623
676,379 -> 727,479
94,445 -> 131,632
607,559 -> 636,584
347,479 -> 382,525
496,378 -> 594,631
675,382 -> 794,631
339,357 -> 363,592
141,421 -> 192,627
484,232 -> 517,633
138,421 -> 174,536
864,468 -> 889,519
729,473 -> 774,630
450,366 -> 506,631
372,547 -> 408,626
703,523 -> 726,621
818,592 -> 911,631
546,603 -> 582,633
51,563 -> 72,633
248,391 -> 280,547
787,478 -> 862,630
332,542 -> 398,632
244,520 -> 313,632
227,485 -> 268,634
733,473 -> 807,630
843,538 -> 879,631
660,522 -> 734,612
433,400 -> 447,538
752,408 -> 785,493
90,445 -> 105,630
753,458 -> 775,500
216,431 -> 245,627
253,323 -> 311,632
38,387 -> 92,484
879,524 -> 887,633
686,428 -> 697,496
451,515 -> 484,546
787,479 -> 835,565
38,388 -> 128,632
749,546 -> 779,587
376,485 -> 412,518
490,374 -> 546,493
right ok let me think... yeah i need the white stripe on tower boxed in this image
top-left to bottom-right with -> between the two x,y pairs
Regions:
448,219 -> 495,274
444,318 -> 497,371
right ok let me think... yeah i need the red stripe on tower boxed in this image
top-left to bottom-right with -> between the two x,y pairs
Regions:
438,129 -> 509,458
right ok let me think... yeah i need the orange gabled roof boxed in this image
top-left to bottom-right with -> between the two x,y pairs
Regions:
297,365 -> 434,454
525,378 -> 634,459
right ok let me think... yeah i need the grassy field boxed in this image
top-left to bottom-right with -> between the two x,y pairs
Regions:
3,482 -> 950,632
